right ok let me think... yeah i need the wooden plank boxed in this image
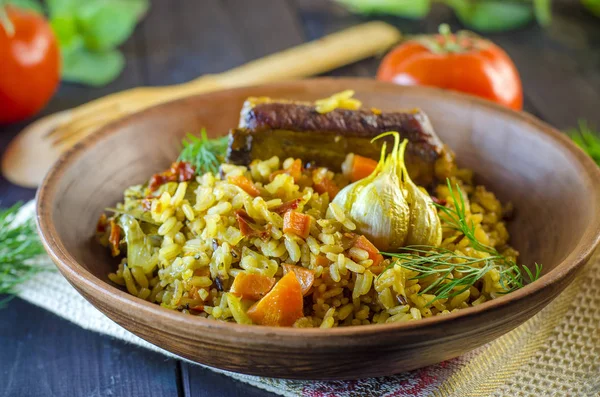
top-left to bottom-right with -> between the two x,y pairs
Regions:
222,0 -> 306,59
180,364 -> 273,397
492,3 -> 600,129
292,0 -> 376,77
0,299 -> 180,397
139,0 -> 247,85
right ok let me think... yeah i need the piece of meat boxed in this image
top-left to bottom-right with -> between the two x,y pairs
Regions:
228,97 -> 452,186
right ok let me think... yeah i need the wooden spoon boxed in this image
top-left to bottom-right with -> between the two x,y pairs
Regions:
2,22 -> 401,188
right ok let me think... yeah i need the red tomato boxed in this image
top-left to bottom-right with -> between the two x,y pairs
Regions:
377,29 -> 523,110
0,6 -> 60,124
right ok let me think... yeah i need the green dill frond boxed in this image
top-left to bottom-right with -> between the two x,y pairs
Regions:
567,120 -> 600,166
0,202 -> 48,307
178,128 -> 228,175
379,181 -> 543,305
433,179 -> 497,255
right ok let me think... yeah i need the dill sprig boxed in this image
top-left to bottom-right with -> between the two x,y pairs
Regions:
433,179 -> 497,255
384,246 -> 500,301
0,202 -> 48,307
380,180 -> 542,304
178,128 -> 228,175
566,120 -> 600,167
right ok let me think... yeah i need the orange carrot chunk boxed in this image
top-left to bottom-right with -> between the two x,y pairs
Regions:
283,211 -> 311,239
282,264 -> 315,296
353,235 -> 384,267
350,154 -> 378,182
269,159 -> 303,182
286,159 -> 303,181
230,272 -> 276,301
246,272 -> 303,327
235,210 -> 271,240
314,254 -> 330,268
313,176 -> 340,199
108,219 -> 121,256
193,267 -> 210,277
229,175 -> 261,197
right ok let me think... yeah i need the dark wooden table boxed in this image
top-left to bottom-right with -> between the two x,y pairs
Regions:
1,1 -> 599,396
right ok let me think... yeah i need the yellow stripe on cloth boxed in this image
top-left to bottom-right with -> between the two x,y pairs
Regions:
435,250 -> 600,397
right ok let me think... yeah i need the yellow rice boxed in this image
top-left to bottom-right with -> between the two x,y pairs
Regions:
103,156 -> 518,327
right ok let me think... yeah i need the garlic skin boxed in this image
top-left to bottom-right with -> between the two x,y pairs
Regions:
405,184 -> 443,247
333,133 -> 442,252
334,171 -> 410,251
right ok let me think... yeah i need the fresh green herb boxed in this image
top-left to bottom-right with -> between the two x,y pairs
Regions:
5,0 -> 43,14
433,179 -> 496,255
382,246 -> 539,304
447,0 -> 537,32
8,0 -> 149,86
380,180 -> 542,304
0,203 -> 48,307
178,129 -> 229,175
582,0 -> 600,18
384,246 -> 498,302
498,261 -> 543,293
533,0 -> 552,25
567,120 -> 600,167
336,0 -> 552,32
335,0 -> 431,19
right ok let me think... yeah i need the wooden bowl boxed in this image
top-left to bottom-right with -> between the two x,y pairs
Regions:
36,78 -> 600,380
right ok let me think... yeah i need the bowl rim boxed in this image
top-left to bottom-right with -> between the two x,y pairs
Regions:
36,77 -> 600,339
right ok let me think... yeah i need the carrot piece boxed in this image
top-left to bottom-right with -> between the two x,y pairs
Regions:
229,175 -> 261,197
283,211 -> 311,239
270,159 -> 303,182
286,159 -> 303,181
313,177 -> 340,199
246,272 -> 304,327
148,161 -> 196,192
315,254 -> 330,268
230,272 -> 276,301
271,198 -> 301,215
282,264 -> 315,296
96,213 -> 108,233
193,267 -> 210,277
350,154 -> 378,182
188,286 -> 200,300
235,209 -> 271,240
353,235 -> 384,267
108,219 -> 121,256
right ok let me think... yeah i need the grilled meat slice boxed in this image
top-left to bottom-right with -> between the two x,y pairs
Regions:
227,97 -> 454,186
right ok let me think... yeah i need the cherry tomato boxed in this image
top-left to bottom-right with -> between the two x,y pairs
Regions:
377,27 -> 523,110
0,6 -> 60,124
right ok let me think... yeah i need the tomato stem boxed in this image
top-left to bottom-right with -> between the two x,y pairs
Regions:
438,23 -> 464,53
0,0 -> 15,37
415,23 -> 483,55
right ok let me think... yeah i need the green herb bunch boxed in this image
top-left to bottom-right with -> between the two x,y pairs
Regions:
382,179 -> 542,304
582,0 -> 600,17
178,129 -> 229,175
0,202 -> 47,307
567,120 -> 600,167
8,0 -> 149,87
336,0 -> 554,32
